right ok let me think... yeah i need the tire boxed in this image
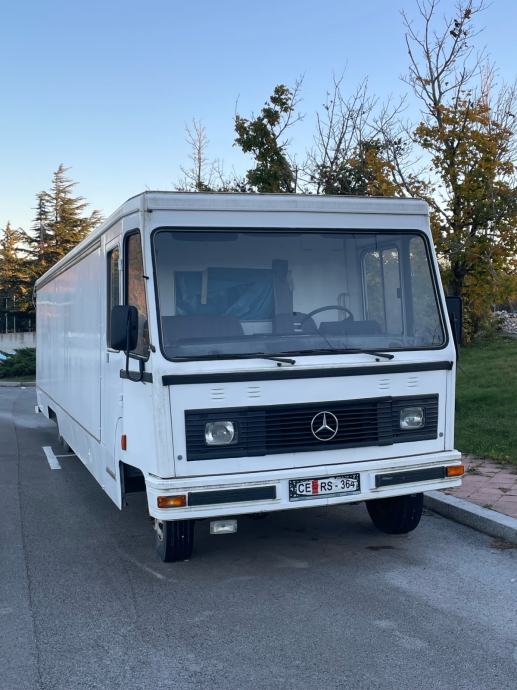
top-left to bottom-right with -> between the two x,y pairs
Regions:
155,519 -> 195,562
366,493 -> 423,535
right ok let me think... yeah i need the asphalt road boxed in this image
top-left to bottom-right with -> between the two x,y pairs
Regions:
1,388 -> 516,690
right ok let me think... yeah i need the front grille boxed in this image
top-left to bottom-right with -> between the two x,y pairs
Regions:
185,395 -> 439,461
265,399 -> 393,454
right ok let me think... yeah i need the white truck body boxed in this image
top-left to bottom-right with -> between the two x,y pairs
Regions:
36,192 -> 461,544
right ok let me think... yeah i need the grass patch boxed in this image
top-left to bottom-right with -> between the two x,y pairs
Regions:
456,336 -> 517,465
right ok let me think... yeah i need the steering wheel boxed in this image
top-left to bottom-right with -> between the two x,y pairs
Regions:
300,305 -> 354,324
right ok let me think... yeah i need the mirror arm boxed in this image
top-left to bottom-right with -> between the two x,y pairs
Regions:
124,311 -> 145,383
450,314 -> 460,361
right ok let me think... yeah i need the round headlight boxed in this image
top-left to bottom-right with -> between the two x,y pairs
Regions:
205,421 -> 236,446
400,407 -> 425,430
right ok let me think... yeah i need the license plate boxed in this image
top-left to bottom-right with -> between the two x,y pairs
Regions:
289,473 -> 361,501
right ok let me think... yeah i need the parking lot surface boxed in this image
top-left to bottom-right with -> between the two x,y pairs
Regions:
1,388 -> 516,690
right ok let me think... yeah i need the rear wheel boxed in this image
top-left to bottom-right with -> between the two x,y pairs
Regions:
154,519 -> 195,562
366,493 -> 423,534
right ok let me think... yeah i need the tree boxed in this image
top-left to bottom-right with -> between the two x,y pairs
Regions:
176,119 -> 247,193
415,93 -> 517,330
312,138 -> 399,197
0,221 -> 32,314
306,76 -> 398,196
177,119 -> 215,192
26,165 -> 102,279
28,191 -> 54,272
380,0 -> 517,337
234,82 -> 302,193
234,77 -> 400,197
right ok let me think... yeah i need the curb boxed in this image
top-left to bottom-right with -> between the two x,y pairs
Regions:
424,490 -> 517,545
0,381 -> 36,387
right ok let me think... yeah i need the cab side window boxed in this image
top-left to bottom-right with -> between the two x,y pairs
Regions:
126,232 -> 150,356
107,246 -> 120,346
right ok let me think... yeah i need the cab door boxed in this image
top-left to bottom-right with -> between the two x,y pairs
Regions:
101,239 -> 124,484
118,230 -> 156,478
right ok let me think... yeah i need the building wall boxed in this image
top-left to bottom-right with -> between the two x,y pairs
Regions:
0,332 -> 36,353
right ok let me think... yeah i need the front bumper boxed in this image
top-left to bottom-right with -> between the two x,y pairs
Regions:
145,450 -> 462,520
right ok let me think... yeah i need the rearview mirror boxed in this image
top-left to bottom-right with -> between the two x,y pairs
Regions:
445,296 -> 462,355
110,305 -> 138,351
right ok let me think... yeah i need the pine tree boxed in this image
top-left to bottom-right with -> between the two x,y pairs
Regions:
0,222 -> 32,314
27,191 -> 54,270
26,165 -> 102,279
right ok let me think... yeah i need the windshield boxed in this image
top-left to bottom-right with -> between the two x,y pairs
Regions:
152,229 -> 445,359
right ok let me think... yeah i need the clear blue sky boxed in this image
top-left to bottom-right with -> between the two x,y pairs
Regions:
1,0 -> 516,231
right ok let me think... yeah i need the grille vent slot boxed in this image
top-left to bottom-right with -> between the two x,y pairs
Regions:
210,387 -> 225,400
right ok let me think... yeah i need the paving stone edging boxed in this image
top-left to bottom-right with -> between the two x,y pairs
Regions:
425,490 -> 517,545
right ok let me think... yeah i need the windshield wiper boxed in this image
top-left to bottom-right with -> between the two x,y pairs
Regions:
306,329 -> 395,361
223,352 -> 297,365
173,352 -> 297,365
345,349 -> 395,361
281,348 -> 394,361
254,354 -> 296,365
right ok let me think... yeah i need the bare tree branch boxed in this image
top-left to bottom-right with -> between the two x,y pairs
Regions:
304,73 -> 382,193
177,119 -> 215,191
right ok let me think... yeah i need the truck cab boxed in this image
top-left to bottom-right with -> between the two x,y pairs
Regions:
111,193 -> 462,560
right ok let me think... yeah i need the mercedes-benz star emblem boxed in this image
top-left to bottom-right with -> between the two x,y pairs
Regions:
311,411 -> 339,441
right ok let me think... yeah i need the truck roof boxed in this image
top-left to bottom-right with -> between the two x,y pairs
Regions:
127,190 -> 428,213
35,191 -> 429,290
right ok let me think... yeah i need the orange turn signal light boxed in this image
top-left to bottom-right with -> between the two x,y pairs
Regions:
157,495 -> 187,508
446,464 -> 464,477
121,434 -> 127,451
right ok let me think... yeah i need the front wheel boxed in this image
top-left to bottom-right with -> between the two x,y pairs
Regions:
366,493 -> 423,534
154,519 -> 195,562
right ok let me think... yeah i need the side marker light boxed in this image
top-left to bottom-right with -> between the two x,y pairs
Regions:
446,465 -> 464,477
157,495 -> 187,508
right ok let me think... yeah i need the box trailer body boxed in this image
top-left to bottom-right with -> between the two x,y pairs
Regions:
36,192 -> 462,560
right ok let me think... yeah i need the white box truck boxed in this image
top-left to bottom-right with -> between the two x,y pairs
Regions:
36,192 -> 463,561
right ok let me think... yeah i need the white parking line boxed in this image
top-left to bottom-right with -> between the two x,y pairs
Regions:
121,554 -> 168,581
42,446 -> 62,470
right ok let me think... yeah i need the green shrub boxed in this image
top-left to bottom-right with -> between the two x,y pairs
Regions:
0,347 -> 36,378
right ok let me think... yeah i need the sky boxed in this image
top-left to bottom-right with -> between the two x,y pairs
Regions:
1,0 -> 516,231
